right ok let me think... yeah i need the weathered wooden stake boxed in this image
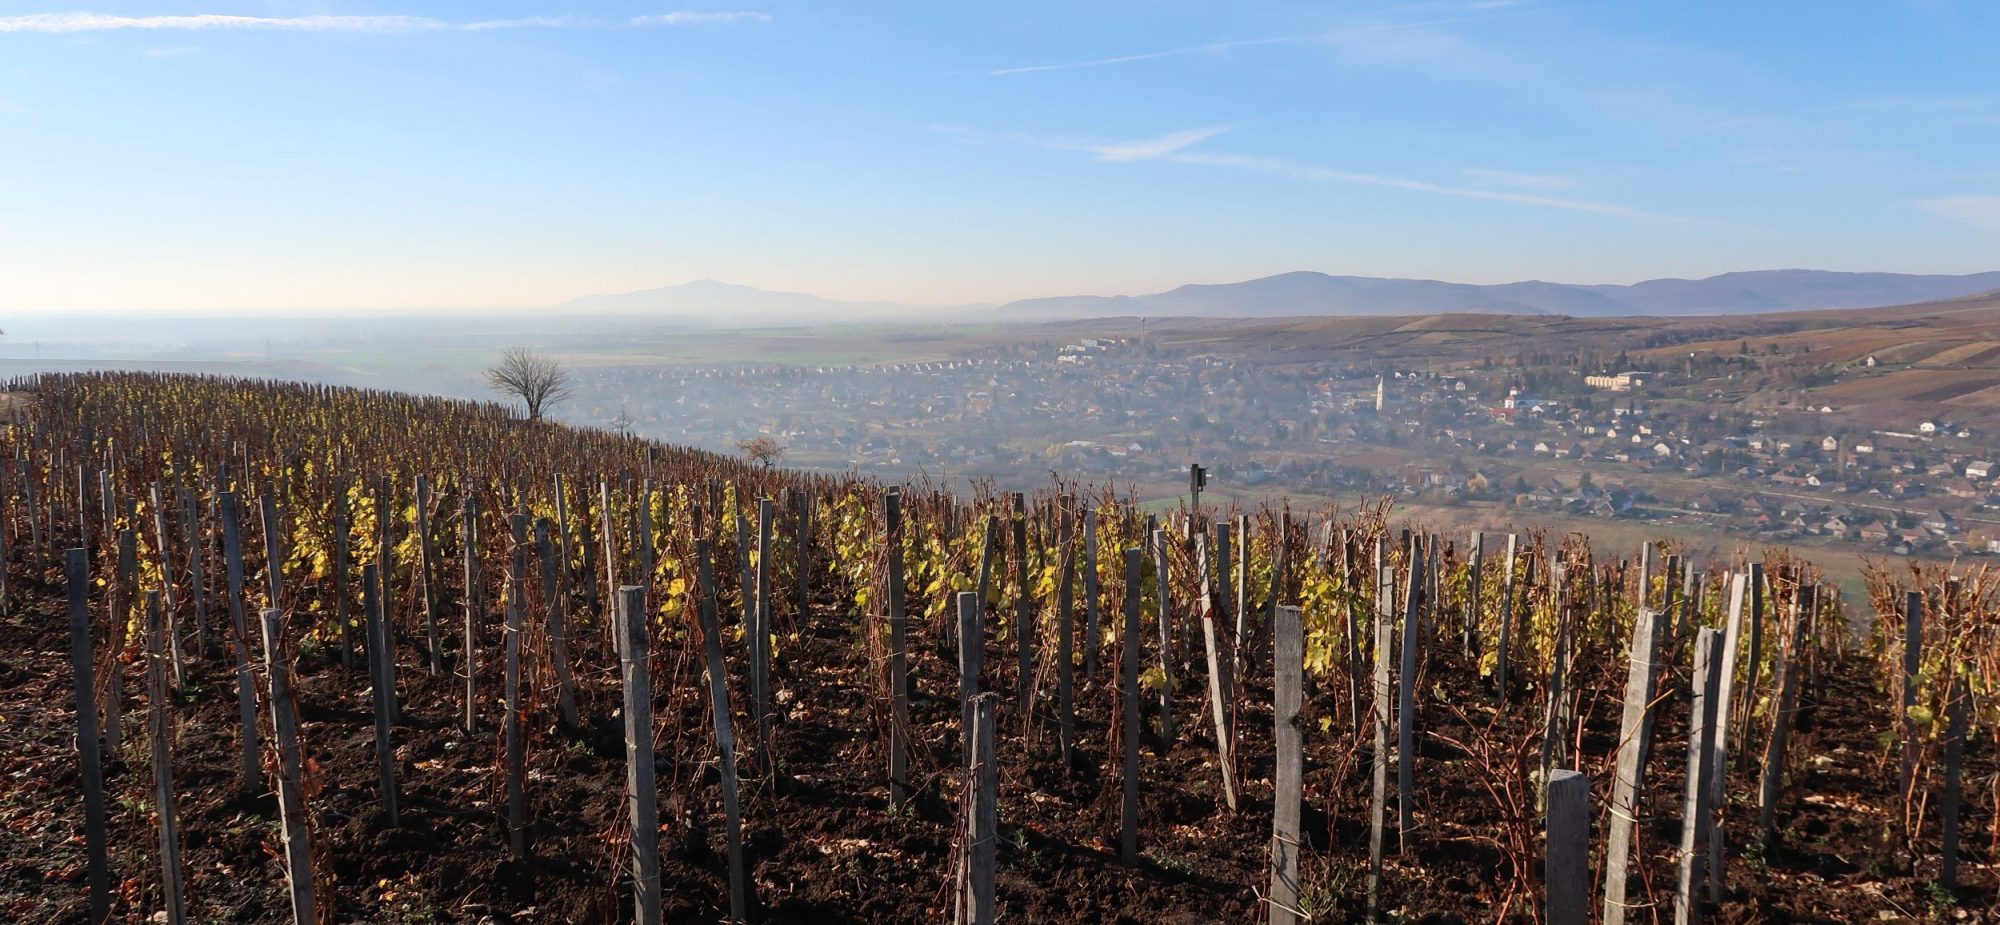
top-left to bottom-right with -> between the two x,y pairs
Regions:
1269,604 -> 1305,925
1734,564 -> 1765,774
65,549 -> 111,925
1547,769 -> 1590,925
1496,533 -> 1518,703
145,590 -> 188,925
1758,584 -> 1807,845
416,475 -> 442,676
1015,494 -> 1035,708
259,607 -> 317,925
885,490 -> 912,804
219,490 -> 259,793
1675,628 -> 1723,925
1602,606 -> 1661,925
1198,527 -> 1238,810
616,585 -> 661,925
695,542 -> 749,922
1398,537 -> 1422,849
1149,525 -> 1176,742
364,563 -> 399,825
536,518 -> 580,727
957,591 -> 983,757
1055,499 -> 1076,768
1706,571 -> 1748,902
753,497 -> 775,766
505,511 -> 528,855
960,693 -> 999,925
1897,590 -> 1923,832
1083,509 -> 1101,679
461,490 -> 479,733
1367,546 -> 1392,921
1941,672 -> 1968,891
1121,546 -> 1143,866
1465,530 -> 1483,658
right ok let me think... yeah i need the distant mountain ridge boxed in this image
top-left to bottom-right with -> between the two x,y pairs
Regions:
562,269 -> 2000,325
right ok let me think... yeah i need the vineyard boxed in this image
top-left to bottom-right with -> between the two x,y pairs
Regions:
0,370 -> 1994,924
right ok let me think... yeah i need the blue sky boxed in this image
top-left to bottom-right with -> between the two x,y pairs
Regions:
3,1 -> 1998,313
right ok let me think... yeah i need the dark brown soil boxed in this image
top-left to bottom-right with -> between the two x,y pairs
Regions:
1,572 -> 1992,924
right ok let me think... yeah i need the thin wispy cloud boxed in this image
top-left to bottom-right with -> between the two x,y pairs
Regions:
1086,125 -> 1235,162
984,3 -> 1522,76
945,123 -> 1677,220
631,12 -> 771,26
0,11 -> 769,34
1919,195 -> 2000,233
1462,167 -> 1577,191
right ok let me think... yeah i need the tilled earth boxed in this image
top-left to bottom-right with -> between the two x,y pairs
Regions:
1,573 -> 1992,923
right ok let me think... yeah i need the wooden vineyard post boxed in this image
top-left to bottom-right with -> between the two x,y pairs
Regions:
1339,528 -> 1361,737
1602,606 -> 1661,925
181,485 -> 208,661
1368,544 -> 1392,921
753,497 -> 775,767
1758,584 -> 1807,845
144,591 -> 188,925
1397,536 -> 1422,849
958,591 -> 983,757
1465,530 -> 1483,658
219,490 -> 259,793
1120,547 -> 1143,866
1675,628 -> 1723,925
637,482 -> 654,597
1546,769 -> 1590,925
952,589 -> 985,919
65,549 -> 111,925
363,563 -> 399,825
1897,589 -> 1922,838
1734,564 -> 1764,774
259,488 -> 284,613
505,511 -> 529,855
334,493 -> 353,669
149,485 -> 185,687
695,542 -> 749,922
1234,513 -> 1249,673
1706,571 -> 1748,901
1540,563 -> 1573,806
1941,672 -> 1968,892
1083,509 -> 1101,679
259,607 -> 317,925
1198,524 -> 1238,811
1015,494 -> 1034,708
975,514 -> 998,636
885,489 -> 912,805
1268,604 -> 1305,925
416,475 -> 442,676
536,518 -> 580,728
1149,525 -> 1176,742
1055,498 -> 1076,768
462,490 -> 479,733
1495,532 -> 1518,704
616,585 -> 662,925
99,529 -> 133,758
795,487 -> 811,618
960,693 -> 999,925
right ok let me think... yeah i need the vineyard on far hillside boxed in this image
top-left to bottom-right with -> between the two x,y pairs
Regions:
0,371 -> 1993,924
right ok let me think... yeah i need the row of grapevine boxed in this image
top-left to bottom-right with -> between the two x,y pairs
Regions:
1,371 -> 1986,923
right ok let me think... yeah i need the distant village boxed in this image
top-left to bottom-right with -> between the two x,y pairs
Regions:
572,336 -> 2000,559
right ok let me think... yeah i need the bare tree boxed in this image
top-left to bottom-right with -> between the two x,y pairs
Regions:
738,435 -> 785,469
485,347 -> 574,421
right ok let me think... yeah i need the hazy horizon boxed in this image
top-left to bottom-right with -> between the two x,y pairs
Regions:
4,2 -> 1999,315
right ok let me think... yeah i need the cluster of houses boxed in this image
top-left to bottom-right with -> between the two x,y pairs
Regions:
556,335 -> 2000,559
